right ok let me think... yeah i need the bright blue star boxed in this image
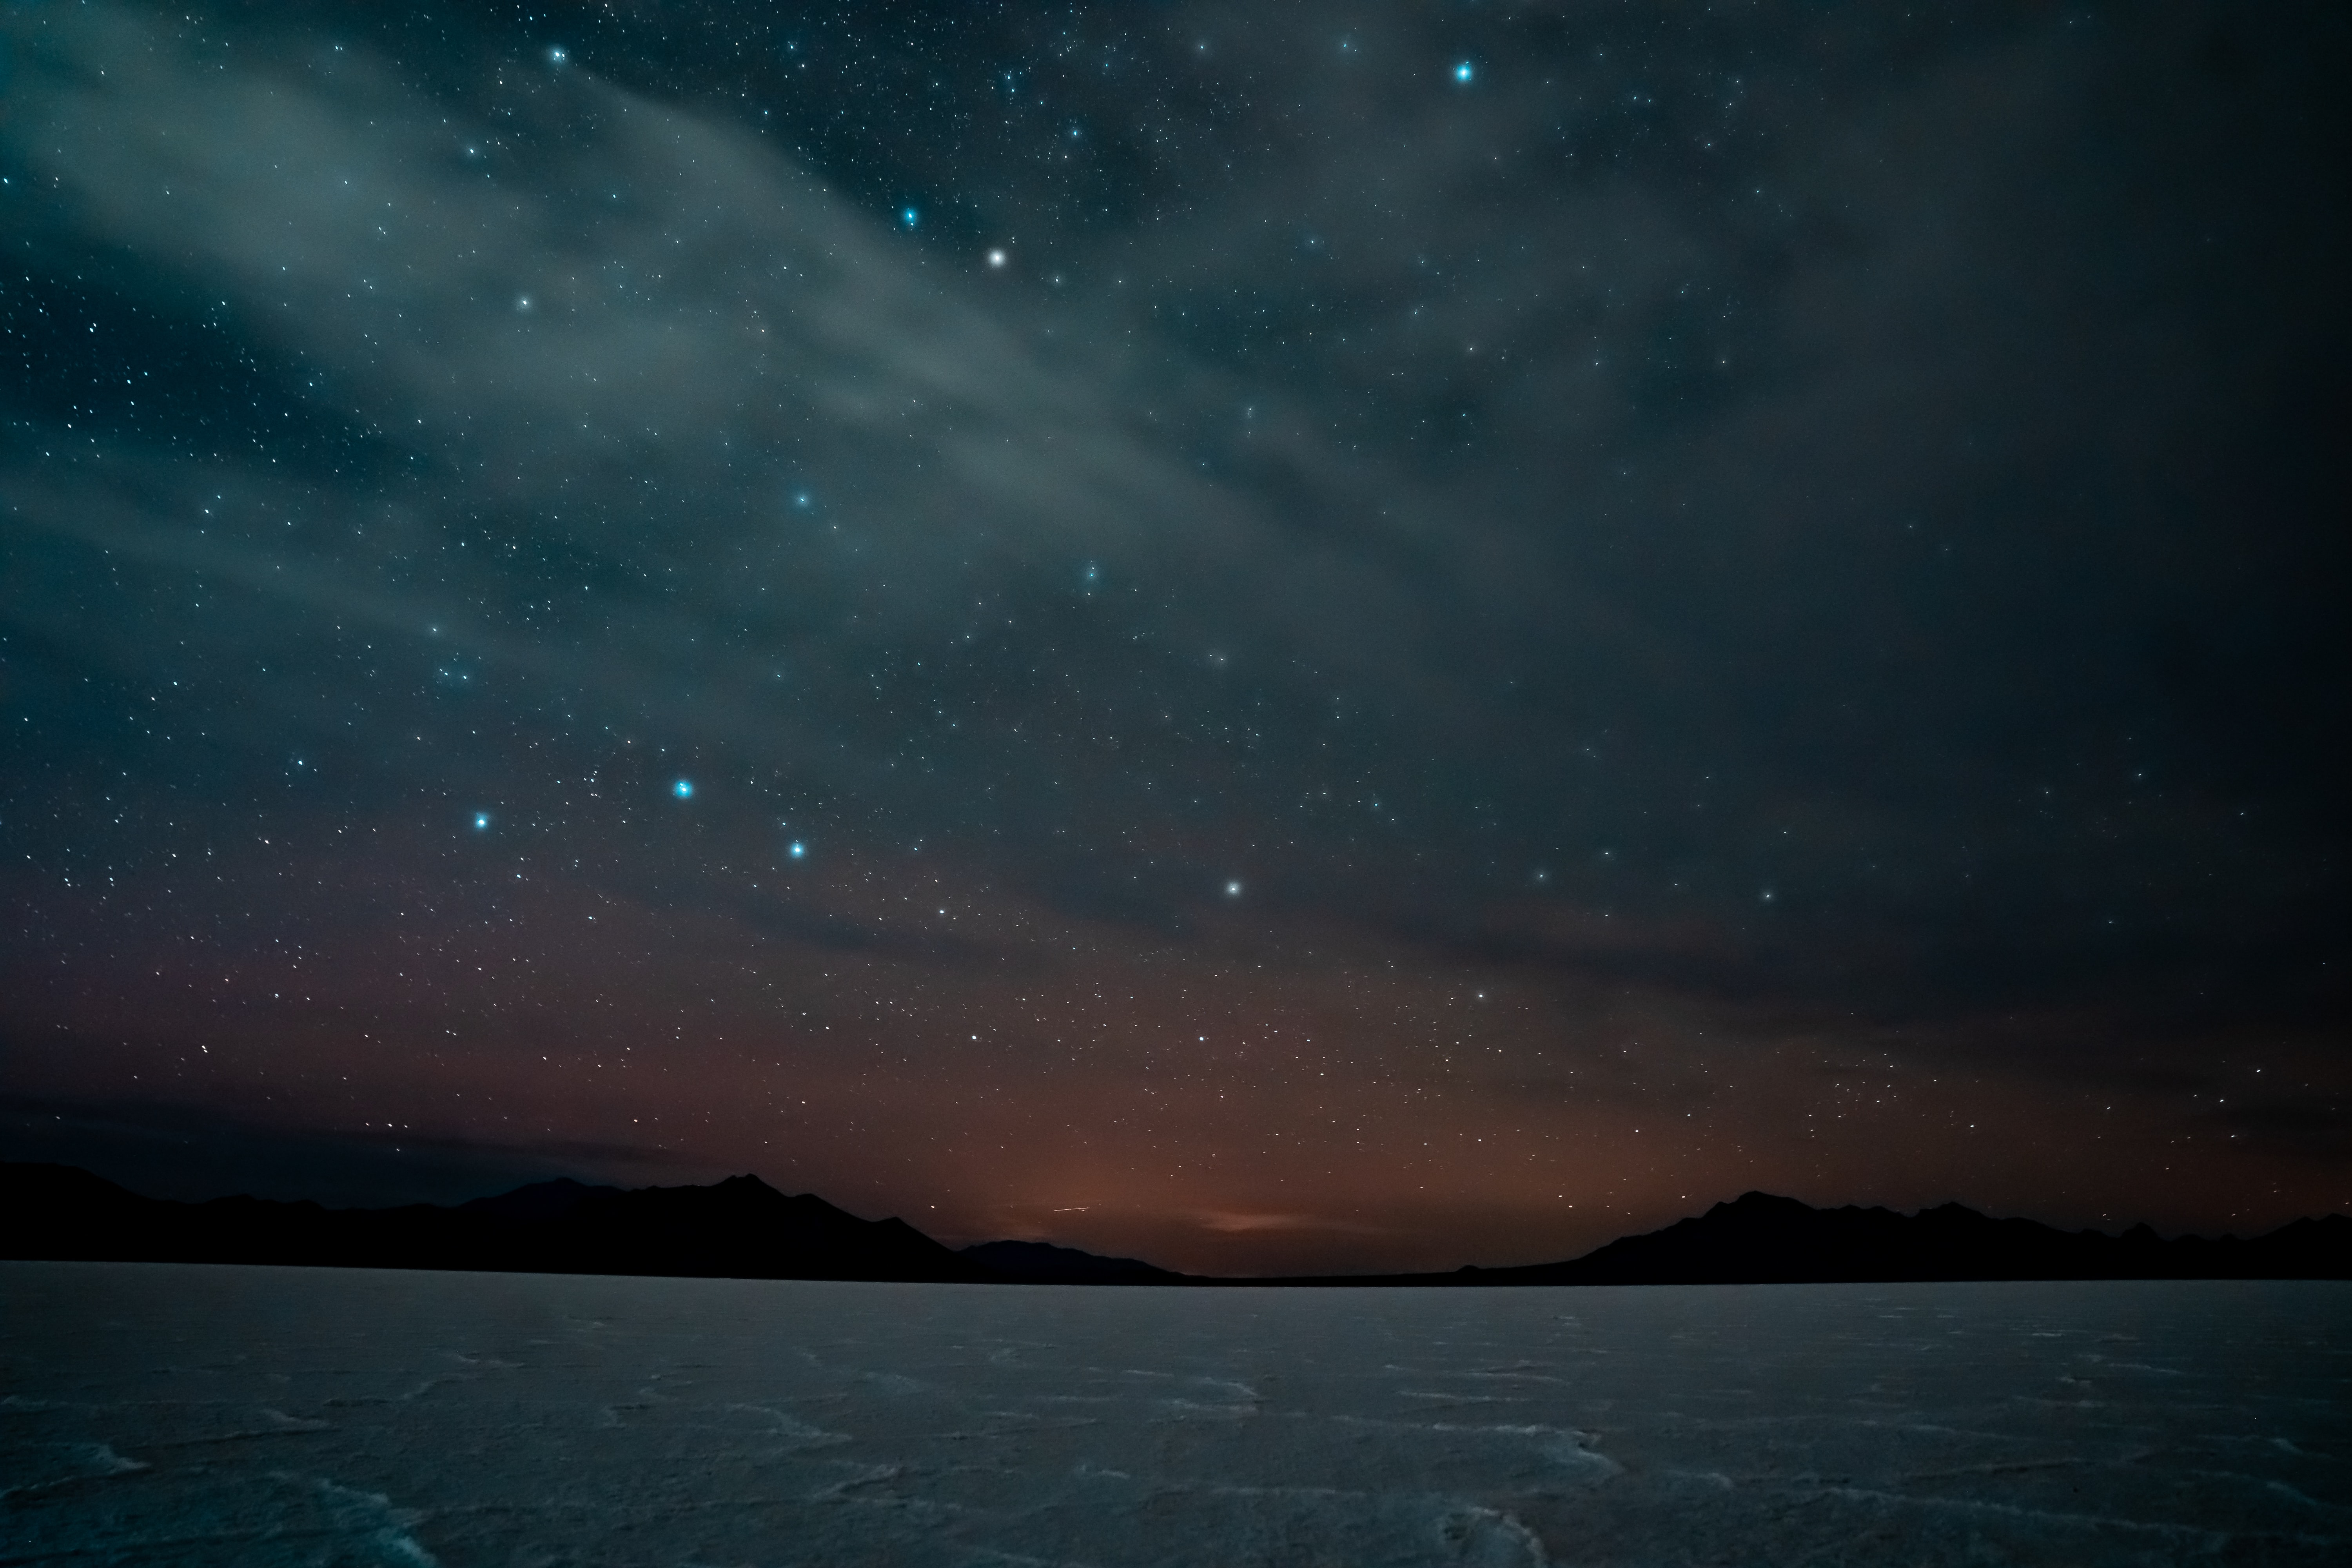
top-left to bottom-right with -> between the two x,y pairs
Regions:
789,840 -> 807,860
673,779 -> 694,799
1454,61 -> 1475,84
474,813 -> 490,830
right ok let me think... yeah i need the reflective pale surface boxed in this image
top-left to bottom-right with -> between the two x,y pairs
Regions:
4,1264 -> 2346,1565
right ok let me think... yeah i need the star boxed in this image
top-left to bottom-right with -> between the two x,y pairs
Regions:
3,0 -> 2328,1293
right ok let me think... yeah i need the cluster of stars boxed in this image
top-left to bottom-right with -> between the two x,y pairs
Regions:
0,0 -> 2339,1270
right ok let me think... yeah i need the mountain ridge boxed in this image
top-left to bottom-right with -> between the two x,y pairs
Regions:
5,1163 -> 2346,1284
961,1238 -> 1183,1284
1250,1191 -> 2352,1285
0,1161 -> 989,1283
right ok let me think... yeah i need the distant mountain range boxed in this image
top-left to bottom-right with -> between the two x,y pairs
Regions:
962,1238 -> 1182,1284
1273,1191 -> 2352,1286
4,1163 -> 2345,1284
2,1163 -> 990,1283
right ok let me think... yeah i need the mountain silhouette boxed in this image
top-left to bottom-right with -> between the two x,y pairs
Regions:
1480,1191 -> 2352,1284
962,1238 -> 1184,1284
1254,1191 -> 2352,1285
0,1162 -> 987,1283
6,1164 -> 2346,1283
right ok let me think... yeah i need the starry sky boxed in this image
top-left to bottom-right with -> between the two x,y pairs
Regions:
2,0 -> 2346,1275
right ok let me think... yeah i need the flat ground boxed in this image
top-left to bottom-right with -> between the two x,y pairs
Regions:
3,1265 -> 2346,1565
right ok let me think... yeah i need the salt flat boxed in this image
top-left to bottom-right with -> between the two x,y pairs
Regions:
3,1264 -> 2346,1566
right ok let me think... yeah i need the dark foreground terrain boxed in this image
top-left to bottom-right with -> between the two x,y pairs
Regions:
3,1264 -> 2346,1565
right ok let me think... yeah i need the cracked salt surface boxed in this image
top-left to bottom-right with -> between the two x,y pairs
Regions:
2,1266 -> 2346,1565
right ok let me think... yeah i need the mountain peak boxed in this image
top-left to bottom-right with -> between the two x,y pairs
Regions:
3,1162 -> 985,1283
1713,1191 -> 1813,1216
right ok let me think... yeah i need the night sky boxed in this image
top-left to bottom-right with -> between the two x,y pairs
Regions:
3,1 -> 2345,1275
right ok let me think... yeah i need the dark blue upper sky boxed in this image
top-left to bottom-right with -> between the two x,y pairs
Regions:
3,0 -> 2345,1272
